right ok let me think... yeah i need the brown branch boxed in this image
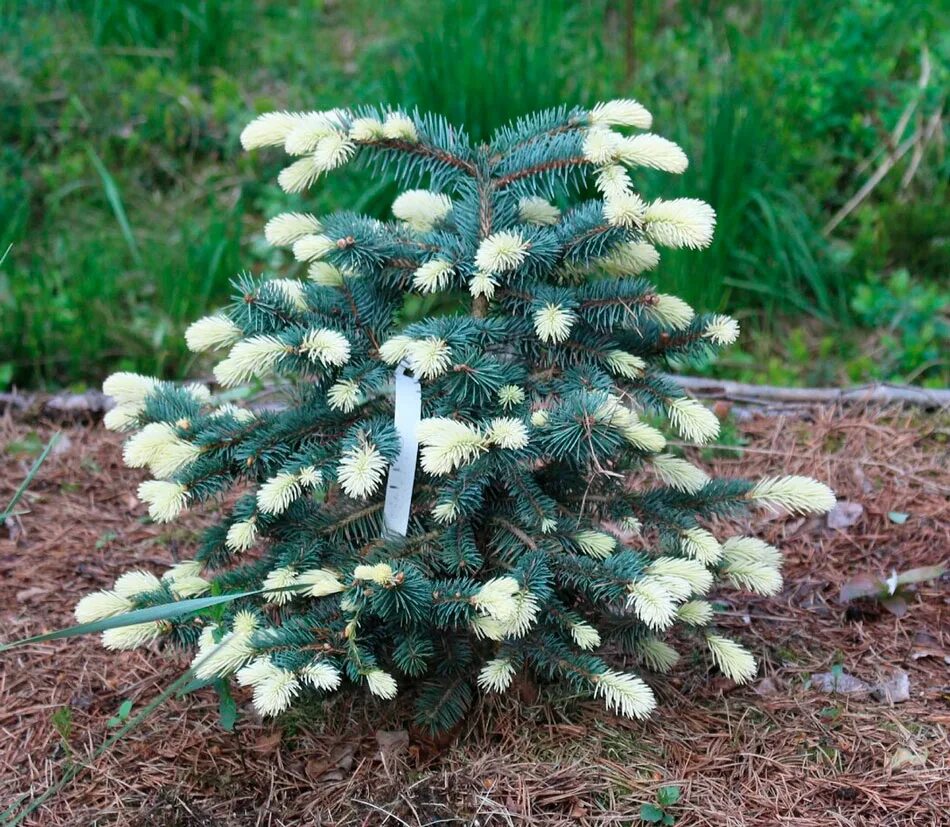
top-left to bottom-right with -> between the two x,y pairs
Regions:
490,518 -> 538,551
384,257 -> 419,271
667,375 -> 950,410
579,293 -> 658,311
560,223 -> 615,255
489,123 -> 581,163
337,280 -> 380,351
367,138 -> 477,176
494,156 -> 587,189
472,174 -> 495,319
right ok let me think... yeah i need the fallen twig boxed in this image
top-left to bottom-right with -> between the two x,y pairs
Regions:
0,390 -> 112,421
2,376 -> 947,426
667,375 -> 950,409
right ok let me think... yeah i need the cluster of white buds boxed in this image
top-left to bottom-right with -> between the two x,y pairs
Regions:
306,260 -> 345,285
74,570 -> 165,650
580,99 -> 715,251
533,302 -> 576,343
137,480 -> 189,523
364,668 -> 399,699
721,536 -> 783,596
627,553 -> 722,632
573,530 -> 618,560
597,240 -> 661,276
337,440 -> 388,499
664,396 -> 721,444
485,417 -> 530,450
262,566 -> 303,605
185,314 -> 243,353
469,577 -> 540,641
379,334 -> 453,380
327,378 -> 362,412
162,560 -> 210,598
593,396 -> 667,453
748,475 -> 837,515
679,527 -> 723,564
212,327 -> 350,387
497,384 -> 526,408
651,453 -> 710,493
412,259 -> 455,293
241,108 -> 421,196
470,230 -> 531,302
226,517 -> 258,553
474,230 -> 530,273
594,670 -> 657,719
647,556 -> 714,595
627,576 -> 682,630
417,417 -> 488,475
101,372 -> 157,431
477,657 -> 517,692
240,110 -> 353,193
602,349 -> 646,379
297,568 -> 345,597
706,634 -> 758,683
416,416 -> 530,479
393,190 -> 452,233
638,638 -> 680,673
644,293 -> 696,330
263,212 -> 322,247
518,196 -> 560,225
191,611 -> 259,680
257,466 -> 323,515
237,658 -> 300,717
122,422 -> 201,480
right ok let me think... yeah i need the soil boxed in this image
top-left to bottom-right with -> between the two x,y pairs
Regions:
1,406 -> 947,826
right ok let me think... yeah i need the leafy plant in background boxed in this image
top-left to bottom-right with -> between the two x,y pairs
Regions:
57,100 -> 835,732
750,0 -> 946,201
851,270 -> 949,387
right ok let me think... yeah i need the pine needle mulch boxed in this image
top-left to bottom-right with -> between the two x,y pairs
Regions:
1,406 -> 947,826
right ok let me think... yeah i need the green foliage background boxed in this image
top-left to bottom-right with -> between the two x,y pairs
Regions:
1,0 -> 946,389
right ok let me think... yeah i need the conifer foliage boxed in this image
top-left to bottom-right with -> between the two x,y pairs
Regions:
83,101 -> 836,731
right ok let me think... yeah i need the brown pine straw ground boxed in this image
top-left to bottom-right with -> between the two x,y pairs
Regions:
0,405 -> 947,826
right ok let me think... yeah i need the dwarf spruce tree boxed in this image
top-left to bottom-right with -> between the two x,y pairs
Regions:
80,101 -> 835,730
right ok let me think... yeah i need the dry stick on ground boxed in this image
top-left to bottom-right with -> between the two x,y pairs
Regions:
3,376 -> 949,430
667,375 -> 950,410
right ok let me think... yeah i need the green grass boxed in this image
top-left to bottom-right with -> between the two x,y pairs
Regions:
74,0 -> 256,72
0,0 -> 945,389
385,0 -> 595,142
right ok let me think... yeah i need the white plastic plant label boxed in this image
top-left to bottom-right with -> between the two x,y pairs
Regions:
383,361 -> 422,537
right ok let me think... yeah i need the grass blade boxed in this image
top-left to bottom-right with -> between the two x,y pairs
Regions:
0,589 -> 265,651
1,433 -> 60,521
85,144 -> 142,265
